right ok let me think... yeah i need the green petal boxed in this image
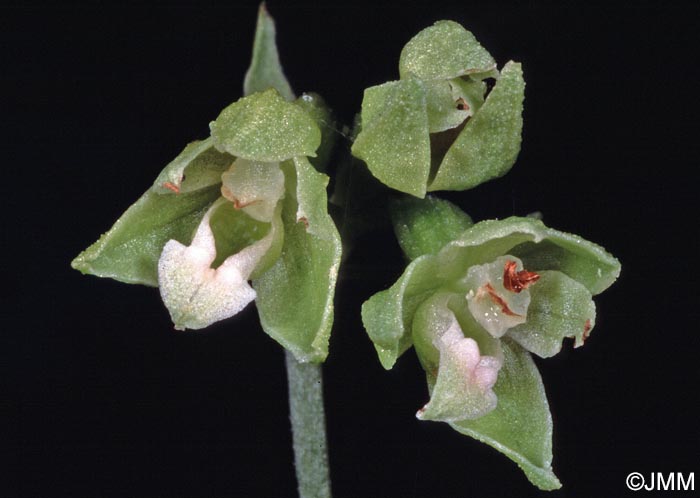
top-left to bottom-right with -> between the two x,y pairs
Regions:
451,338 -> 561,491
425,80 -> 469,133
152,138 -> 232,195
71,186 -> 220,286
253,157 -> 341,363
399,20 -> 496,81
220,159 -> 286,222
351,78 -> 431,198
243,3 -> 294,101
390,195 -> 473,261
429,61 -> 525,192
508,271 -> 596,358
210,88 -> 320,162
449,76 -> 487,115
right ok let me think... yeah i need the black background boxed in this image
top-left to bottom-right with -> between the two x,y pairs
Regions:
4,1 -> 699,497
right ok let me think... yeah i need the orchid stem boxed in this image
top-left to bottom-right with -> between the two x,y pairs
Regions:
285,350 -> 332,498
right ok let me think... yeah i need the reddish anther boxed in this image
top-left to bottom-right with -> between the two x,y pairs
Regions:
298,217 -> 309,229
456,97 -> 470,111
163,182 -> 180,194
503,260 -> 540,293
582,319 -> 592,342
484,283 -> 522,317
233,198 -> 259,209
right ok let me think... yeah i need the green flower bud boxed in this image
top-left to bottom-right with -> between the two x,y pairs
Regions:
352,20 -> 524,198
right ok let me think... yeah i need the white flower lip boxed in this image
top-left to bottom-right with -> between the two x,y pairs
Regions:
417,316 -> 502,422
157,199 -> 276,330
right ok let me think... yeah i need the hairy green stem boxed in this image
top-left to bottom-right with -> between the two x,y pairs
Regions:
285,350 -> 332,498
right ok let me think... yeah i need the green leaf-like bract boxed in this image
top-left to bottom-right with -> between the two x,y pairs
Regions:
254,157 -> 342,363
243,3 -> 294,102
451,338 -> 561,490
71,186 -> 220,286
210,89 -> 320,162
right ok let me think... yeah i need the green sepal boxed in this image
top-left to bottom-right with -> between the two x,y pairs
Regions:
210,88 -> 321,162
507,270 -> 596,357
390,195 -> 473,261
399,20 -> 496,81
510,237 -> 620,296
152,138 -> 232,195
253,157 -> 341,363
243,3 -> 294,101
71,186 -> 220,286
451,338 -> 561,490
442,217 -> 620,295
361,254 -> 444,369
429,61 -> 525,192
294,93 -> 337,173
424,80 -> 470,133
351,78 -> 431,198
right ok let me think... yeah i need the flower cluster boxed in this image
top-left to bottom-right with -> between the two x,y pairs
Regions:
72,9 -> 621,491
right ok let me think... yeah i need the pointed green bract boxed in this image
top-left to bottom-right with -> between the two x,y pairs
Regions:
253,158 -> 341,363
451,339 -> 561,490
507,271 -> 596,357
429,61 -> 525,191
210,89 -> 320,162
390,196 -> 473,261
243,3 -> 294,101
152,138 -> 233,194
71,186 -> 220,286
399,20 -> 496,80
351,78 -> 431,198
